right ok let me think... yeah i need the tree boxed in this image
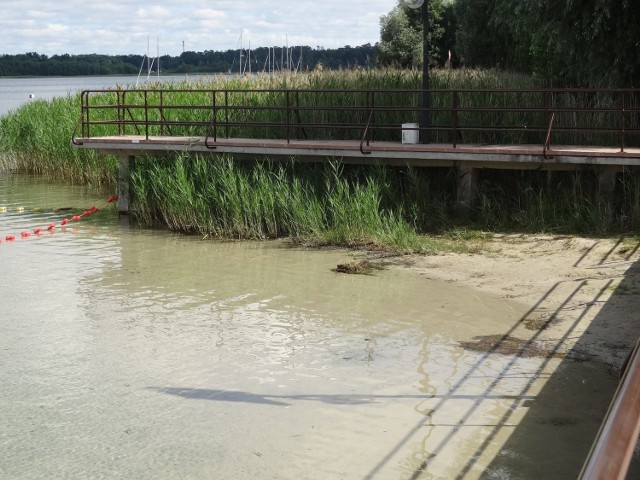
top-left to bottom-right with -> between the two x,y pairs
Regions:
455,0 -> 499,68
378,4 -> 422,68
378,0 -> 455,68
524,0 -> 640,86
455,0 -> 640,86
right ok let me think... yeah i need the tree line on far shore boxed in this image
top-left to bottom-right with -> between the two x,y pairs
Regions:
0,45 -> 376,77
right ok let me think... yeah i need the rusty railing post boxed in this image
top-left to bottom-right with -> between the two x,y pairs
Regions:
579,338 -> 640,480
452,90 -> 458,148
81,91 -> 89,138
359,90 -> 374,154
545,90 -> 553,133
286,90 -> 291,143
542,90 -> 554,157
159,90 -> 164,137
116,90 -> 122,136
368,90 -> 374,146
144,90 -> 149,140
620,91 -> 626,153
224,90 -> 229,138
87,91 -> 92,139
212,90 -> 217,141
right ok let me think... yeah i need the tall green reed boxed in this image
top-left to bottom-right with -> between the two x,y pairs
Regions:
0,94 -> 118,186
475,169 -> 615,234
130,155 -> 428,250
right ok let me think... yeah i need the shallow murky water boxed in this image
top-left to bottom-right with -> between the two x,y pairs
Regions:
0,174 -> 620,479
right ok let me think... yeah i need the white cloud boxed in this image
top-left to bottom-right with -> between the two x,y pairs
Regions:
0,0 -> 395,56
45,23 -> 70,34
194,9 -> 226,21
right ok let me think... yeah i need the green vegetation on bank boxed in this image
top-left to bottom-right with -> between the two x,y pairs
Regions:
1,69 -> 640,252
131,156 -> 428,251
0,95 -> 117,186
130,152 -> 640,248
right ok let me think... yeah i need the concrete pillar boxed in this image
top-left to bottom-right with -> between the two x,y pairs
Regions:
597,167 -> 619,215
117,154 -> 134,215
457,167 -> 479,210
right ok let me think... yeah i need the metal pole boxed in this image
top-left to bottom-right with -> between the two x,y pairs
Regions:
421,0 -> 430,144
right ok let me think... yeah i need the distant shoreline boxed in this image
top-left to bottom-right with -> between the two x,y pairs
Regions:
0,44 -> 377,77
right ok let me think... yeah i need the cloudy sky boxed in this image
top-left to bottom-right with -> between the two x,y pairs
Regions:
0,0 -> 397,56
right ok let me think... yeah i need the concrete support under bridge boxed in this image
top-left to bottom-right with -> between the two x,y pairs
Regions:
455,166 -> 621,211
457,167 -> 480,210
117,154 -> 134,215
87,138 -> 637,215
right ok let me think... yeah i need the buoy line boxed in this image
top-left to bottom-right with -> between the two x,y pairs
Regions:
0,195 -> 118,244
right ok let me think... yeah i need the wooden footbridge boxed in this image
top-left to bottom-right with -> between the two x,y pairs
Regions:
72,86 -> 640,213
72,86 -> 640,477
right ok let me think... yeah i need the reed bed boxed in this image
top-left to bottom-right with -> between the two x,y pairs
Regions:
0,95 -> 118,186
2,68 -> 537,182
78,69 -> 640,147
130,155 -> 428,251
2,69 -> 640,247
130,153 -> 637,244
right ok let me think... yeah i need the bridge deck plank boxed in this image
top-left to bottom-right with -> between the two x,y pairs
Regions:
74,136 -> 640,169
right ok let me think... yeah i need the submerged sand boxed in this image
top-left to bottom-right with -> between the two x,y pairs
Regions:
394,234 -> 640,370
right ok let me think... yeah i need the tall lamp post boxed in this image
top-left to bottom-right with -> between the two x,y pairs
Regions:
406,0 -> 429,143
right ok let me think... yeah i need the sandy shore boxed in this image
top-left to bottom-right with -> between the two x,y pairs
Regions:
396,234 -> 640,370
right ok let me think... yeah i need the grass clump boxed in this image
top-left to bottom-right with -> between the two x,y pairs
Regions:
130,155 -> 431,252
129,154 -> 541,254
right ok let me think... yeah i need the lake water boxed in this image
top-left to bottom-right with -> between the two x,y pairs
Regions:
0,74 -> 219,117
0,74 -> 631,478
0,173 -> 621,479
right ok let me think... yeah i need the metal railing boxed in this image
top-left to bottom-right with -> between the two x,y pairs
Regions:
73,87 -> 640,153
579,337 -> 640,479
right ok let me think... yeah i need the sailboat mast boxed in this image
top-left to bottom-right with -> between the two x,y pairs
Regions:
239,28 -> 243,76
248,41 -> 251,74
147,36 -> 150,77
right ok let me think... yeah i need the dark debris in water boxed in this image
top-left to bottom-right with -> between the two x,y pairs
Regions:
333,259 -> 385,275
460,334 -> 565,359
523,314 -> 558,331
540,416 -> 580,427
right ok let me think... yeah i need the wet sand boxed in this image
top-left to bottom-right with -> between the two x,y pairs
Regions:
396,233 -> 640,371
390,234 -> 640,477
